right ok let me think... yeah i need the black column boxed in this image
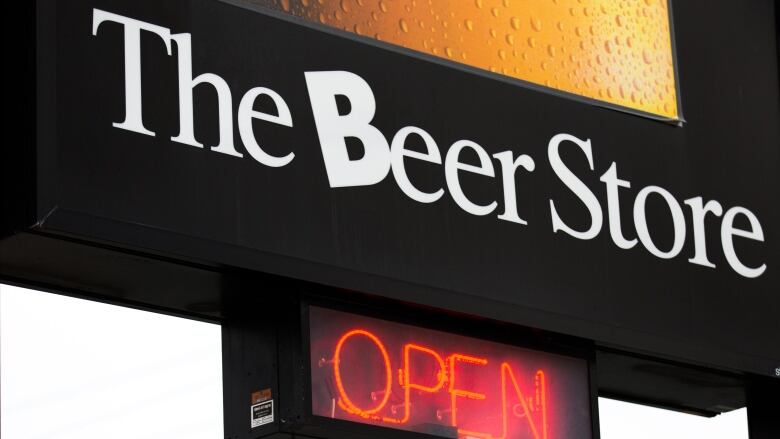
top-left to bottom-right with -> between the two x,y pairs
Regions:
221,273 -> 292,439
747,376 -> 780,439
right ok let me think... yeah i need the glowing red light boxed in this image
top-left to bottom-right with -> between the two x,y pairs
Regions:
449,354 -> 488,432
310,307 -> 592,439
333,329 -> 395,422
499,364 -> 547,439
399,343 -> 448,424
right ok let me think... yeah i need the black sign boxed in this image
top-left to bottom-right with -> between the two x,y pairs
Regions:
17,0 -> 780,377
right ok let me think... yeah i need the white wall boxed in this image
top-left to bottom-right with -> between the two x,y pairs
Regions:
0,284 -> 224,439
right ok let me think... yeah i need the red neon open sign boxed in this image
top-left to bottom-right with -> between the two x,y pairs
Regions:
309,307 -> 593,439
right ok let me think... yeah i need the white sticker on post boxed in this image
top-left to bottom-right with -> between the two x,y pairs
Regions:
251,400 -> 274,428
250,389 -> 274,428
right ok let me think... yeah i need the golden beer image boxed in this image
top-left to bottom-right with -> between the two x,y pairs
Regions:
250,0 -> 679,119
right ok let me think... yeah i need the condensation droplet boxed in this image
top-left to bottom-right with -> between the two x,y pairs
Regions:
530,16 -> 543,32
510,17 -> 521,30
642,49 -> 653,64
399,19 -> 409,33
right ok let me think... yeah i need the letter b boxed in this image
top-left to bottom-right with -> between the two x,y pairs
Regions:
305,71 -> 390,188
